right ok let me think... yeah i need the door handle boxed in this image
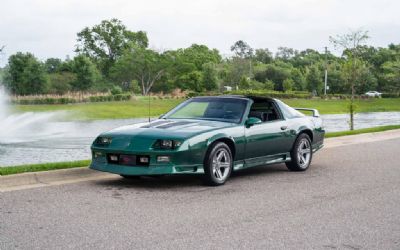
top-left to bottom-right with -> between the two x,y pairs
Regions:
280,125 -> 288,130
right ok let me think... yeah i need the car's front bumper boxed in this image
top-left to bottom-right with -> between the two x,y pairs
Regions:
90,160 -> 204,176
89,146 -> 205,176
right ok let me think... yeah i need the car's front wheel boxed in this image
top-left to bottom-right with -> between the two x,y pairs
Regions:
203,142 -> 233,186
286,133 -> 312,171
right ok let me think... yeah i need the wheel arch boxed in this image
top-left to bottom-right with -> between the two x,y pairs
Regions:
206,135 -> 236,160
297,128 -> 314,142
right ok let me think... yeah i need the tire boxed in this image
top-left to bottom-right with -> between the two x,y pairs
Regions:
120,175 -> 141,180
286,133 -> 312,171
203,142 -> 233,186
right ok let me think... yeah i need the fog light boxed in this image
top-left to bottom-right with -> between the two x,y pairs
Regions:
157,156 -> 170,163
139,156 -> 149,164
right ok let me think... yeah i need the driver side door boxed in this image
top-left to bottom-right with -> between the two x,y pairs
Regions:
244,102 -> 290,166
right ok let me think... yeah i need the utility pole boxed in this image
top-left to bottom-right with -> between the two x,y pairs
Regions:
324,46 -> 328,96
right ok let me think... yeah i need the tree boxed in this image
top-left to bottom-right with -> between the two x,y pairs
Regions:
254,62 -> 292,91
330,29 -> 370,130
282,78 -> 294,92
71,55 -> 101,93
230,40 -> 253,59
179,71 -> 203,92
202,62 -> 218,91
4,52 -> 47,95
276,47 -> 298,61
178,44 -> 221,70
111,47 -> 168,95
305,65 -> 323,95
48,72 -> 75,95
162,45 -> 221,92
290,68 -> 306,91
255,48 -> 273,64
75,18 -> 148,75
44,58 -> 62,73
224,57 -> 250,89
238,76 -> 250,89
381,60 -> 400,93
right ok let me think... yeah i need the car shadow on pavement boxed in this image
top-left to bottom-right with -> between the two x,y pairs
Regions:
92,163 -> 290,189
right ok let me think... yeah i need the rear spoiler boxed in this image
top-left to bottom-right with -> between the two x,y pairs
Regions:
294,108 -> 320,117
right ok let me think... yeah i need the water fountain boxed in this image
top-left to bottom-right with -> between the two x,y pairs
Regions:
0,87 -> 145,166
0,87 -> 67,143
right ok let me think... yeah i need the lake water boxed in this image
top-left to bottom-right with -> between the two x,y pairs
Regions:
0,112 -> 399,167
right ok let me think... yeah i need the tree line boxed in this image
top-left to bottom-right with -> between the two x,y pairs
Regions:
1,18 -> 399,96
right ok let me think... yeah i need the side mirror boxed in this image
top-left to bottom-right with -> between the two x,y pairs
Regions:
158,114 -> 164,119
245,117 -> 262,127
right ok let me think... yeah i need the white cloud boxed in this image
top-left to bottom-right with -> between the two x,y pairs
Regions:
1,0 -> 399,65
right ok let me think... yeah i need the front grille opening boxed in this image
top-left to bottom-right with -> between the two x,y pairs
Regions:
107,154 -> 150,166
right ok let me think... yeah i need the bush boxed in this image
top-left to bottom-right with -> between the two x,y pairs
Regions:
12,93 -> 132,105
110,86 -> 123,95
381,93 -> 400,98
226,90 -> 312,99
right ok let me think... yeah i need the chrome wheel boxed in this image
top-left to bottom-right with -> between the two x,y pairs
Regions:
297,138 -> 311,168
212,148 -> 232,182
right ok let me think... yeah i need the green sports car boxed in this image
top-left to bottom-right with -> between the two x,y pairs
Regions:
90,96 -> 324,185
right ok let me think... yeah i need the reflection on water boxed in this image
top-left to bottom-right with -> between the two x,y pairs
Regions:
0,112 -> 399,167
0,118 -> 146,166
323,112 -> 400,132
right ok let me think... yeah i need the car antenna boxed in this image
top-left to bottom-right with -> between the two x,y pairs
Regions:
148,92 -> 151,123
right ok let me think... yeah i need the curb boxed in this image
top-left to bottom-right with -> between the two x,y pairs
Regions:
2,129 -> 400,192
0,167 -> 114,192
324,128 -> 400,148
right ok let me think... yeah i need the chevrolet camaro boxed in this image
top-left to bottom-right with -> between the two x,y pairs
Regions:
90,96 -> 325,185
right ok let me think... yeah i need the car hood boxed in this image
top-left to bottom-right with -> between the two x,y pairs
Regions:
100,119 -> 236,140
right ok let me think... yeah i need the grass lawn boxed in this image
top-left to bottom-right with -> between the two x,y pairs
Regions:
0,160 -> 91,176
282,98 -> 400,114
13,97 -> 183,120
325,125 -> 400,138
10,97 -> 400,120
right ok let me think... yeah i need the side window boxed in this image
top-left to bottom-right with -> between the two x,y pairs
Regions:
248,101 -> 281,122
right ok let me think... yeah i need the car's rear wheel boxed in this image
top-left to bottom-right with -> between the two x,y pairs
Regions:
286,133 -> 312,171
203,142 -> 233,186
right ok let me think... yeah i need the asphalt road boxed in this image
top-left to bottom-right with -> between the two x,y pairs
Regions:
1,138 -> 400,250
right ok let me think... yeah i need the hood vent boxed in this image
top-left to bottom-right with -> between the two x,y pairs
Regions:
140,120 -> 194,129
156,121 -> 193,129
140,120 -> 172,128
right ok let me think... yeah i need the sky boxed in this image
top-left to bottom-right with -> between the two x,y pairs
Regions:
1,0 -> 400,66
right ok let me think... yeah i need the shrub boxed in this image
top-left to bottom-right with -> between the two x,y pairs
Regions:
226,90 -> 312,99
110,86 -> 123,95
381,93 -> 400,98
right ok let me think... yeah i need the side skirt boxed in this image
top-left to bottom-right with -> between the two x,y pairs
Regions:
233,153 -> 291,171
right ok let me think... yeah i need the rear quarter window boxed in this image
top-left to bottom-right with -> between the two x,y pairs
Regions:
276,100 -> 305,119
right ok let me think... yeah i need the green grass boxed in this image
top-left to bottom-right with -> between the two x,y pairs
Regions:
1,125 -> 400,175
13,97 -> 183,120
10,97 -> 400,121
282,98 -> 400,114
325,125 -> 400,138
0,160 -> 91,176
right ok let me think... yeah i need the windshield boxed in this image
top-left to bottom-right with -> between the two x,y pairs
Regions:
164,97 -> 248,123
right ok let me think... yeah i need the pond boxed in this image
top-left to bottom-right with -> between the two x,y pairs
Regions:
0,112 -> 399,167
